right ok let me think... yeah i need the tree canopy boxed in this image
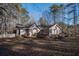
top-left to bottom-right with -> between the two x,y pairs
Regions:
39,17 -> 48,27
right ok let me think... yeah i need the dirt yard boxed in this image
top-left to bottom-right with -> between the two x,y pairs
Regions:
0,37 -> 79,56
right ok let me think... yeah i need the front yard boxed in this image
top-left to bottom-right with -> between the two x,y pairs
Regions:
0,37 -> 79,56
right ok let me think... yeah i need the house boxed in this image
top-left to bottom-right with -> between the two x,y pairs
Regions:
16,23 -> 40,37
15,24 -> 26,36
49,24 -> 62,36
26,23 -> 40,37
15,23 -> 40,37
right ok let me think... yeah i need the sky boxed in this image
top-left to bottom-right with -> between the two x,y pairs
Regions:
21,3 -> 79,25
21,3 -> 53,22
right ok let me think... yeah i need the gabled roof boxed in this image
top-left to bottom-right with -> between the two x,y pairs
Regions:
25,23 -> 40,29
16,23 -> 40,29
49,24 -> 62,30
